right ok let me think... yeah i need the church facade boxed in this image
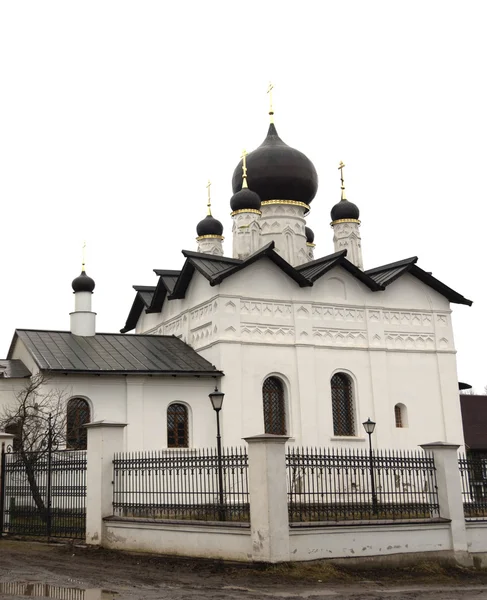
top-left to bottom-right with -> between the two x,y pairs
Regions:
1,106 -> 472,453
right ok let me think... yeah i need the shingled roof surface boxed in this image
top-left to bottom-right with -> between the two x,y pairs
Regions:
9,330 -> 222,376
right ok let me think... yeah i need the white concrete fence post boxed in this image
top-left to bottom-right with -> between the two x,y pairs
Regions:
421,441 -> 470,563
244,434 -> 290,563
85,421 -> 126,546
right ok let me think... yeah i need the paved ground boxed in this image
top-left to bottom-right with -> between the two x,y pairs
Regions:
0,540 -> 487,599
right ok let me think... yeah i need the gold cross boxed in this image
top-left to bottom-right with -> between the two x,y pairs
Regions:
338,162 -> 346,200
206,180 -> 212,215
267,82 -> 274,122
82,241 -> 86,271
241,149 -> 248,188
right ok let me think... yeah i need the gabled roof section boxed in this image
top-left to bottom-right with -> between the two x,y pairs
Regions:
170,252 -> 242,300
0,359 -> 31,378
120,285 -> 156,334
211,242 -> 313,287
147,269 -> 181,314
8,330 -> 223,377
365,258 -> 473,306
296,250 -> 383,291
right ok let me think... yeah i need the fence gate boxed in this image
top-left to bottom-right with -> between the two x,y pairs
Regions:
0,443 -> 87,539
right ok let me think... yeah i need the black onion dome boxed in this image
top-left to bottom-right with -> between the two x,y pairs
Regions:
230,187 -> 261,212
330,198 -> 360,222
72,270 -> 95,293
305,226 -> 315,244
231,123 -> 318,205
196,214 -> 223,237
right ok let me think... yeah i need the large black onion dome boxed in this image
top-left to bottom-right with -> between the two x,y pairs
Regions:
305,226 -> 315,244
72,270 -> 95,293
196,214 -> 223,237
230,187 -> 261,212
231,123 -> 318,205
330,198 -> 360,222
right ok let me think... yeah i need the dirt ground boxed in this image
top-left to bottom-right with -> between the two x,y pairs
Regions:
1,540 -> 487,599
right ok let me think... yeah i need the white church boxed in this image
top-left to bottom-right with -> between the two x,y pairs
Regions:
0,102 -> 472,453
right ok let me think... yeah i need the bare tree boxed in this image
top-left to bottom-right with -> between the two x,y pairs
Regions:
484,385 -> 487,396
0,372 -> 68,522
460,388 -> 476,395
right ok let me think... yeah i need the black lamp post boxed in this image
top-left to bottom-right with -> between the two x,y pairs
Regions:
363,417 -> 378,515
209,386 -> 225,521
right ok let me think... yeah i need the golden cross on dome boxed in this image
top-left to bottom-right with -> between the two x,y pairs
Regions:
267,82 -> 274,123
338,161 -> 347,201
81,241 -> 86,272
241,149 -> 248,189
206,180 -> 212,215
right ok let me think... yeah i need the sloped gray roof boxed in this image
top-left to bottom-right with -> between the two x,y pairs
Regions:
9,330 -> 223,376
0,359 -> 31,378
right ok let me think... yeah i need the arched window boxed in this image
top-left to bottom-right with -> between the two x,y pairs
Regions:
167,403 -> 189,448
331,373 -> 355,436
263,377 -> 287,435
394,403 -> 408,428
66,398 -> 91,450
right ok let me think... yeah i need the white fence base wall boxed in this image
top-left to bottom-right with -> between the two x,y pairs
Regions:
103,519 -> 252,562
466,522 -> 487,558
289,522 -> 452,561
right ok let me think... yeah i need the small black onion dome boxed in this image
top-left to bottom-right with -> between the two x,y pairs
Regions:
196,214 -> 223,237
230,187 -> 261,212
330,198 -> 360,222
231,123 -> 318,205
305,226 -> 315,244
72,270 -> 95,293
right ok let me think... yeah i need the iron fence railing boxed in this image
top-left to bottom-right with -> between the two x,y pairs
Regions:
112,447 -> 249,522
459,453 -> 487,520
1,447 -> 87,539
286,446 -> 440,524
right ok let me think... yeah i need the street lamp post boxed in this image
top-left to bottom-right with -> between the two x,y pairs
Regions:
362,417 -> 378,515
209,386 -> 225,521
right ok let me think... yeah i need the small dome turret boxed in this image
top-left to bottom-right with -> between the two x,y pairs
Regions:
330,199 -> 360,223
72,269 -> 95,293
230,149 -> 262,213
196,214 -> 224,238
305,226 -> 315,244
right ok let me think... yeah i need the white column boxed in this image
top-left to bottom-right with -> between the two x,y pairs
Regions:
259,203 -> 308,266
332,221 -> 363,269
232,212 -> 261,259
244,434 -> 290,562
70,291 -> 96,336
196,237 -> 224,255
420,442 -> 470,562
0,432 -> 15,449
85,421 -> 126,546
125,378 -> 145,450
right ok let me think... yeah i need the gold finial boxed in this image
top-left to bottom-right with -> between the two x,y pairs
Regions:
267,82 -> 274,123
338,161 -> 347,201
206,180 -> 212,216
81,241 -> 86,272
241,149 -> 248,189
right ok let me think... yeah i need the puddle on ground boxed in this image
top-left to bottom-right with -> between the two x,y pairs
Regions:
0,582 -> 117,599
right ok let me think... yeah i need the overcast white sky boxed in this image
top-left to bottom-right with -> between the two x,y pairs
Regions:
0,1 -> 485,390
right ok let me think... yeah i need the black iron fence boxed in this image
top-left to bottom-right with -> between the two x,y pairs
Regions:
0,445 -> 87,539
113,447 -> 249,522
286,446 -> 440,524
459,453 -> 487,520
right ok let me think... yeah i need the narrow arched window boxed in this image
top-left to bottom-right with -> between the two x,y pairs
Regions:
263,377 -> 287,435
167,403 -> 189,448
394,403 -> 408,428
331,373 -> 355,436
66,398 -> 91,450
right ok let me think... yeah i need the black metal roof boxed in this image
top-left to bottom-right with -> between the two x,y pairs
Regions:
0,359 -> 31,378
122,248 -> 472,332
120,286 -> 157,334
8,330 -> 223,377
365,258 -> 473,306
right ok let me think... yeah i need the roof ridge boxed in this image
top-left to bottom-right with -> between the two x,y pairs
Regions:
365,256 -> 418,274
295,250 -> 347,271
